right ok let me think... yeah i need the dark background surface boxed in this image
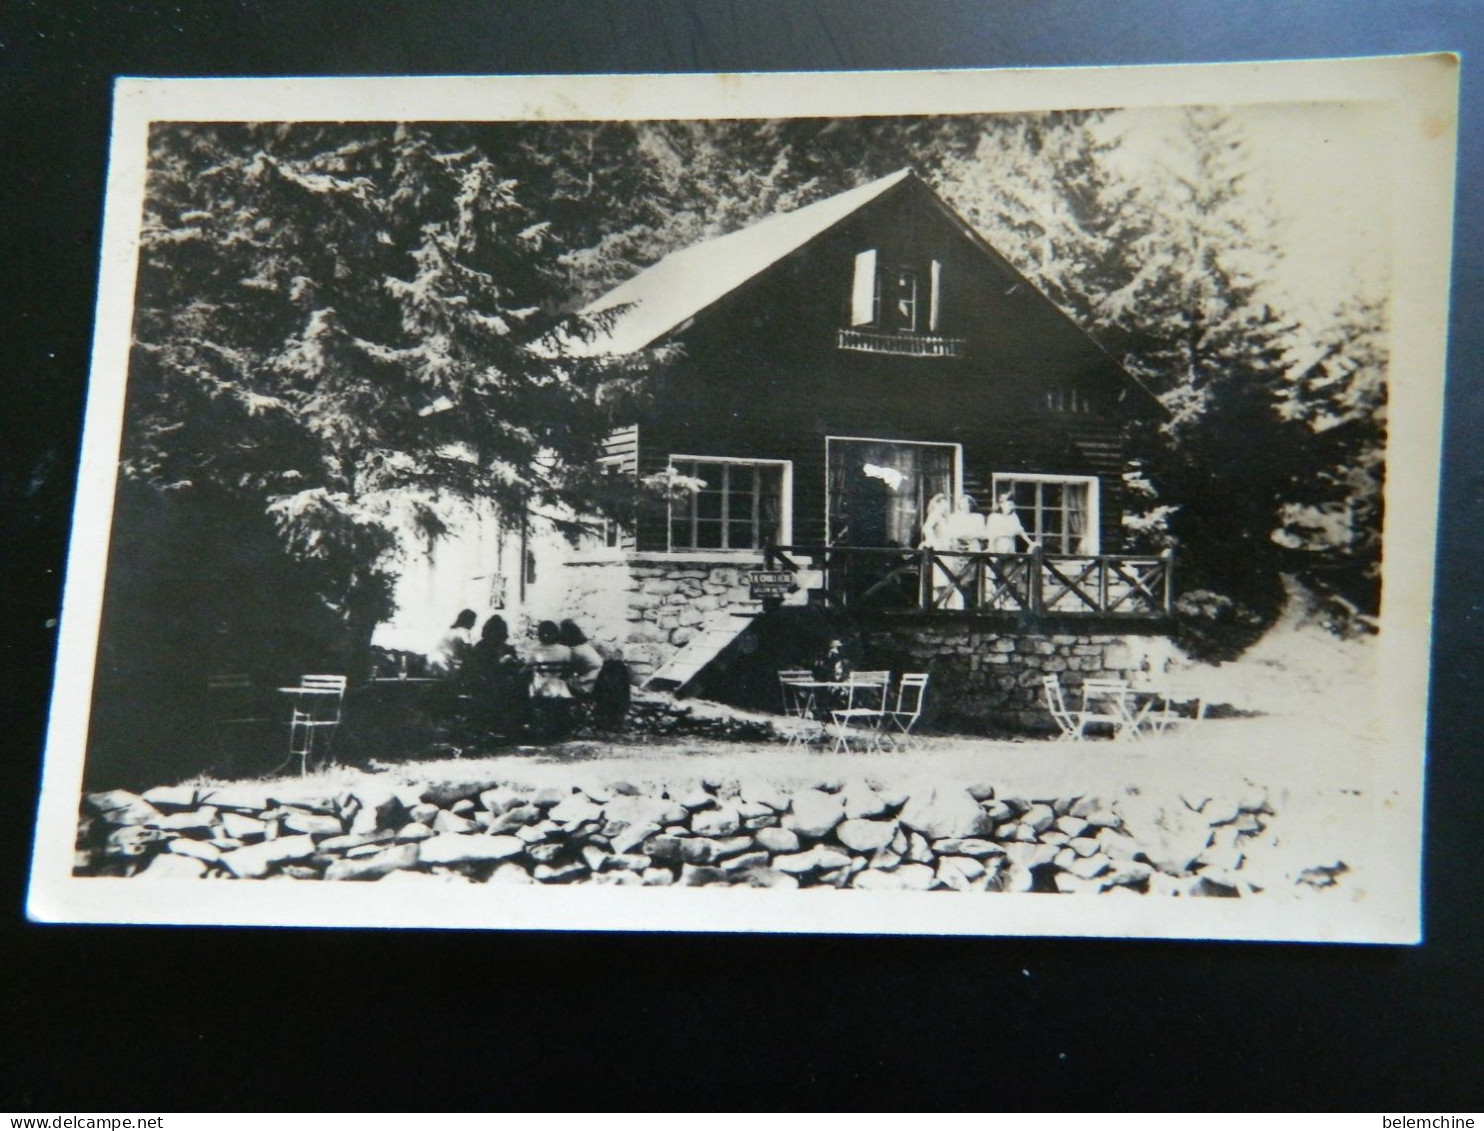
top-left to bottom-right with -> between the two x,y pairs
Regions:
3,0 -> 1479,1111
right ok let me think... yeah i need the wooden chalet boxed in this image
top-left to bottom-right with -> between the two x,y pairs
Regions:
561,168 -> 1170,637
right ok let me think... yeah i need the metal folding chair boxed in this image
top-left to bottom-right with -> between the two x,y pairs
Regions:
880,673 -> 929,750
778,669 -> 818,747
285,674 -> 347,775
829,671 -> 892,753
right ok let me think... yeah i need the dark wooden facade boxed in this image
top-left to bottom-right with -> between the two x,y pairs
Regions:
603,174 -> 1156,564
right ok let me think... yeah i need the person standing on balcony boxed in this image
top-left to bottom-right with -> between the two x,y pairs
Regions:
920,492 -> 956,609
985,493 -> 1036,553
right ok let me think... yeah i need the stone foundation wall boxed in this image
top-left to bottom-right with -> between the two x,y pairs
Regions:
557,554 -> 760,682
860,622 -> 1175,734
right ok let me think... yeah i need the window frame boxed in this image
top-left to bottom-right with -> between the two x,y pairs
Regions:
990,472 -> 1101,556
825,435 -> 964,545
665,455 -> 793,555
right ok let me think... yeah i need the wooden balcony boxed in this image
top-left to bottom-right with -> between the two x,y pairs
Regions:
763,545 -> 1175,620
836,328 -> 966,357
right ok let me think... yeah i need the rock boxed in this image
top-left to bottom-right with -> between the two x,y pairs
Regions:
200,783 -> 274,812
1041,831 -> 1070,847
642,834 -> 685,864
534,861 -> 589,883
680,864 -> 730,886
906,832 -> 934,864
1065,852 -> 1113,881
220,812 -> 269,842
549,795 -> 605,825
853,864 -> 936,891
740,784 -> 790,812
607,780 -> 642,797
221,835 -> 317,878
1055,815 -> 1090,838
152,808 -> 219,834
942,838 -> 1003,859
1022,804 -> 1057,834
870,847 -> 902,871
516,821 -> 557,845
899,788 -> 994,840
1190,875 -> 1242,898
581,845 -> 612,872
735,798 -> 775,822
729,866 -> 798,889
1068,795 -> 1102,819
478,787 -> 528,814
433,810 -> 482,835
640,867 -> 676,886
842,787 -> 890,819
488,805 -> 543,835
783,790 -> 845,838
982,799 -> 1016,823
672,786 -> 714,812
936,855 -> 987,892
372,795 -> 411,831
606,795 -> 689,828
679,838 -> 720,865
141,785 -> 198,812
419,780 -> 495,808
141,852 -> 207,878
755,826 -> 801,855
419,834 -> 524,865
1053,872 -> 1103,895
410,803 -> 440,826
1103,861 -> 1153,890
394,823 -> 437,843
1069,836 -> 1101,858
85,790 -> 163,827
324,842 -> 420,881
773,845 -> 853,875
281,810 -> 345,838
607,853 -> 650,873
609,820 -> 662,856
836,818 -> 898,853
526,843 -> 565,865
532,787 -> 569,808
691,806 -> 741,838
450,799 -> 476,817
721,851 -> 770,873
316,830 -> 393,854
877,786 -> 911,810
489,862 -> 535,884
168,838 -> 222,863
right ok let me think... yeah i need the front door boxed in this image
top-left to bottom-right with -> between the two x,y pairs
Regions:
826,438 -> 958,548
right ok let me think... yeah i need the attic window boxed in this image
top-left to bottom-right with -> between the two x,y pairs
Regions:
851,250 -> 943,332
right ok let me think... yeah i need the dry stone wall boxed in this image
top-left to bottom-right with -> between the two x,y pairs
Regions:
862,623 -> 1171,734
76,776 -> 1348,897
557,554 -> 760,682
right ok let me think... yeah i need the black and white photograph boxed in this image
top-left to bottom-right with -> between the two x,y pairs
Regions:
27,60 -> 1456,939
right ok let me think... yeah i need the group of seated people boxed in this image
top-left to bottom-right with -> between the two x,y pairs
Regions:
445,612 -> 627,741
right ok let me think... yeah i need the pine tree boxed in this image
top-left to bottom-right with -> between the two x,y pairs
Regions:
119,122 -> 656,679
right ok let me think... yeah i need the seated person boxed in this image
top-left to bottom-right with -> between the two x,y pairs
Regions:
558,619 -> 604,696
463,615 -> 526,738
429,608 -> 478,676
529,620 -> 573,700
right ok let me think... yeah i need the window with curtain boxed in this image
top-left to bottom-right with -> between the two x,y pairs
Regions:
828,439 -> 957,547
991,474 -> 1099,555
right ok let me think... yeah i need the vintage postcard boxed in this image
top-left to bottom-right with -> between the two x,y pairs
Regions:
28,57 -> 1457,939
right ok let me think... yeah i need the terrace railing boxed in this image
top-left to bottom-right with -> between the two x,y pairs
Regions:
763,545 -> 1174,618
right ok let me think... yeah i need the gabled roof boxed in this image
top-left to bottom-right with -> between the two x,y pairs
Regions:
569,168 -> 914,357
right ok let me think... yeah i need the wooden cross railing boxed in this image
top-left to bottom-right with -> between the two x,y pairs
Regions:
763,545 -> 1174,617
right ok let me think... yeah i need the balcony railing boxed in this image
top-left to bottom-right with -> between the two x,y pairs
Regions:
837,328 -> 966,357
763,545 -> 1174,618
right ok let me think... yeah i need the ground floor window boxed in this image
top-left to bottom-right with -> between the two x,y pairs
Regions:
668,457 -> 789,551
991,473 -> 1099,555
